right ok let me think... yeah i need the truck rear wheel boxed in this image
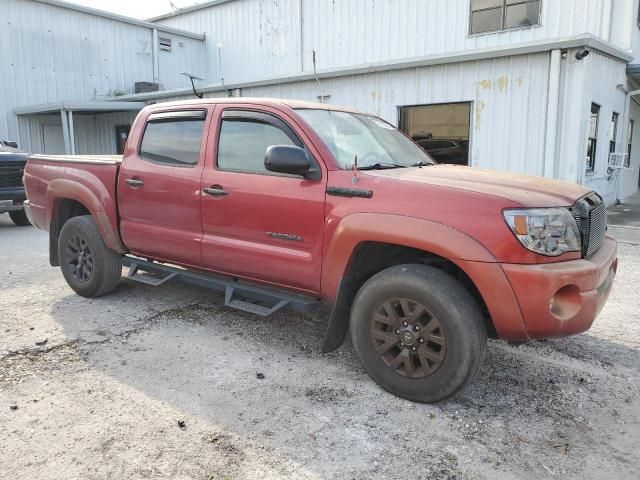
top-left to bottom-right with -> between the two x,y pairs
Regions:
9,210 -> 30,226
58,215 -> 122,298
350,264 -> 486,403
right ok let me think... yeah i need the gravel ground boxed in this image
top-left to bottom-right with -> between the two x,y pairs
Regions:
1,211 -> 639,480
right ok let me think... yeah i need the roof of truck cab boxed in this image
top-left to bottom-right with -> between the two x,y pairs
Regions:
144,97 -> 360,114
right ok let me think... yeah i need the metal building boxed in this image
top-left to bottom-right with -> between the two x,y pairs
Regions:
3,0 -> 640,203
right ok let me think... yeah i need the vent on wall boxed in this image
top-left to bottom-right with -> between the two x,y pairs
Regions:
159,37 -> 172,52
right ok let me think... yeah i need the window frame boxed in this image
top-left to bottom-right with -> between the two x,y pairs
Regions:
609,112 -> 619,155
469,0 -> 542,35
138,109 -> 207,168
215,109 -> 320,179
586,103 -> 600,175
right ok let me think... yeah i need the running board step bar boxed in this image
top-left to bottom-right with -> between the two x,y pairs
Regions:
122,256 -> 319,316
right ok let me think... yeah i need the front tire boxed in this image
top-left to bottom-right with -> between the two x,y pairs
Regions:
350,264 -> 487,403
9,210 -> 31,226
58,215 -> 122,298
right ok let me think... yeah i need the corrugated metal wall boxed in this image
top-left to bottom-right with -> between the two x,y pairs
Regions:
0,0 -> 204,144
157,0 -> 622,84
158,0 -> 302,86
17,111 -> 139,154
166,52 -> 552,177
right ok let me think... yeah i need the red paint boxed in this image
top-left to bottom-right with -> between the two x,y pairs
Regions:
24,98 -> 618,341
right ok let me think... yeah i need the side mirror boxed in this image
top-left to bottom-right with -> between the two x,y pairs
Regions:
265,145 -> 317,179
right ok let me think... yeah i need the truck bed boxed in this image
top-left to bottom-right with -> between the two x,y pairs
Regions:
24,154 -> 123,251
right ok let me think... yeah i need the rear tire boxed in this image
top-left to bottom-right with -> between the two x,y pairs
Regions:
9,210 -> 30,226
58,215 -> 122,298
350,264 -> 487,403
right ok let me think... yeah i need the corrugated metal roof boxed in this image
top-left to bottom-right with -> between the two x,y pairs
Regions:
14,101 -> 146,115
148,0 -> 239,22
33,0 -> 206,39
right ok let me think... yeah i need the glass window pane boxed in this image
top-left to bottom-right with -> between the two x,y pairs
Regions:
471,0 -> 502,10
471,8 -> 503,34
140,118 -> 205,166
217,119 -> 295,174
505,1 -> 540,28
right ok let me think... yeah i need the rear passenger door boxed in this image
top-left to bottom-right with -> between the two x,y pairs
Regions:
118,109 -> 209,267
200,108 -> 326,293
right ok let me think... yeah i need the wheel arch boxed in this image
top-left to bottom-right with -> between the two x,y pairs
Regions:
46,179 -> 126,266
320,213 -> 502,353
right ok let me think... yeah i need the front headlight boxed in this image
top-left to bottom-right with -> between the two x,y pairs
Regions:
503,208 -> 581,256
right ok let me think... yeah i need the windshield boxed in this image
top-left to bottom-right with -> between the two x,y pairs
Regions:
296,109 -> 435,169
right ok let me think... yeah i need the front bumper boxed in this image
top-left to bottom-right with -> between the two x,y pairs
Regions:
501,236 -> 618,339
0,189 -> 26,212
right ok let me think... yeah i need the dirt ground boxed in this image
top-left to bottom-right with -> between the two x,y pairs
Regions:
1,211 -> 639,480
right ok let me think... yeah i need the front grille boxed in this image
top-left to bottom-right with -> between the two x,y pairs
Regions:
0,160 -> 26,188
585,203 -> 607,257
572,193 -> 606,258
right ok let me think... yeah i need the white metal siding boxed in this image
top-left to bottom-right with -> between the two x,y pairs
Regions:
157,0 -> 622,84
157,0 -> 302,86
0,0 -> 204,144
17,111 -> 139,155
164,53 -> 551,177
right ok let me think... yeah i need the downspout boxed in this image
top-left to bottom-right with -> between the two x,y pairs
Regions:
67,110 -> 76,155
602,0 -> 613,42
543,49 -> 562,178
60,110 -> 71,155
299,0 -> 304,73
152,28 -> 160,83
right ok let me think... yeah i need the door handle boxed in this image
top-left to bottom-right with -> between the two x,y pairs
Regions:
126,178 -> 144,187
202,186 -> 228,197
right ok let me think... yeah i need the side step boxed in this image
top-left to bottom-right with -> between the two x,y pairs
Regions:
122,256 -> 319,317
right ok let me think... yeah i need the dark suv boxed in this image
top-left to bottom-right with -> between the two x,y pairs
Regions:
0,143 -> 30,226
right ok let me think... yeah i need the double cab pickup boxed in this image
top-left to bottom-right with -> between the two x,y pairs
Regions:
23,98 -> 618,402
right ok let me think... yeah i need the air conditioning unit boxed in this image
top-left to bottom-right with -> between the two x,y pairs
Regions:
134,82 -> 161,94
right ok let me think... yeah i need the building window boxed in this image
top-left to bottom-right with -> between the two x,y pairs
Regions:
627,119 -> 635,168
115,125 -> 131,155
470,0 -> 541,35
609,112 -> 619,155
399,103 -> 471,166
586,103 -> 600,174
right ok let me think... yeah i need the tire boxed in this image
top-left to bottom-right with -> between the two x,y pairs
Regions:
58,215 -> 122,298
350,264 -> 487,403
9,210 -> 31,226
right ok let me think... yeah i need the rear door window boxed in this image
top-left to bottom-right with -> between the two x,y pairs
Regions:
140,111 -> 206,167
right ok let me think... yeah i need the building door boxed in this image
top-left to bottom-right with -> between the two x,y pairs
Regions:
42,125 -> 66,154
399,103 -> 471,166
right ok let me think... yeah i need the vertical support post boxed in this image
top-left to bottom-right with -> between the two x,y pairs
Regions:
67,110 -> 76,155
152,28 -> 160,83
543,49 -> 562,179
60,109 -> 71,155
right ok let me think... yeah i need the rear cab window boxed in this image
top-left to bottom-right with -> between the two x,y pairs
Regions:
139,111 -> 206,167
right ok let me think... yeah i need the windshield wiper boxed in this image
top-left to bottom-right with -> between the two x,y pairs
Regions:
410,161 -> 435,167
358,162 -> 407,170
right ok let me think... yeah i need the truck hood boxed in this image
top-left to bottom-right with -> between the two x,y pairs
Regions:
365,165 -> 591,207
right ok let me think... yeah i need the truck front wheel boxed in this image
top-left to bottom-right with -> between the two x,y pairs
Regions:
58,215 -> 122,298
350,264 -> 487,403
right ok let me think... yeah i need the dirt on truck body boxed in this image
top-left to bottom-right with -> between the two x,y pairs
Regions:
23,97 -> 618,402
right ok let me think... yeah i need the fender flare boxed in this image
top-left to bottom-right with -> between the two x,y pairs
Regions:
46,178 -> 126,253
320,213 -> 502,352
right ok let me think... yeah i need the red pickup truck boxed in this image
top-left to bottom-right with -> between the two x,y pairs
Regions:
23,98 -> 617,402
